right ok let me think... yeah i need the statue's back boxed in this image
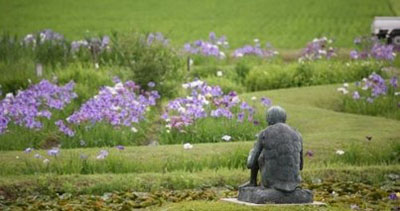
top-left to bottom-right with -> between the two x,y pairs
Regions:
258,123 -> 302,192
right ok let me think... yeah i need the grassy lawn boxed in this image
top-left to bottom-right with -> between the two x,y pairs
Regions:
0,0 -> 397,48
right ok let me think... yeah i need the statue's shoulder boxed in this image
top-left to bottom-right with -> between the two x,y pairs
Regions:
289,126 -> 303,140
265,123 -> 291,132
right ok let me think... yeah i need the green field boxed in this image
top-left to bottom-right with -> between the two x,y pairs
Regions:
0,0 -> 398,48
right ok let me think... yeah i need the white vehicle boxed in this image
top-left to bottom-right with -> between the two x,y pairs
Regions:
371,16 -> 400,46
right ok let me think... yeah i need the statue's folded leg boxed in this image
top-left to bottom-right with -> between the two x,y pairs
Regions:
239,161 -> 259,188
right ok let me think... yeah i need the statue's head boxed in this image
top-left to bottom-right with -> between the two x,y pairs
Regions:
266,106 -> 286,125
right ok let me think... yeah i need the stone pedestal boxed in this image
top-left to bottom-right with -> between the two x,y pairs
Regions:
238,186 -> 313,204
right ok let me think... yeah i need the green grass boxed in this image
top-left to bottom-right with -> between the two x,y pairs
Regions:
1,165 -> 398,194
0,0 -> 396,48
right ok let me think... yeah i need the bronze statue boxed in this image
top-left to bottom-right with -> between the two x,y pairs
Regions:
238,106 -> 313,204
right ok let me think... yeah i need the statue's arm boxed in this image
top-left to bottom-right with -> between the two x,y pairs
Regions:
247,135 -> 263,169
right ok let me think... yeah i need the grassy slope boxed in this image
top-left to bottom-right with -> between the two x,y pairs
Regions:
0,0 -> 395,48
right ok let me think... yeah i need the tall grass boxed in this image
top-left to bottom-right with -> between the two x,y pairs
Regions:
331,141 -> 400,165
0,143 -> 250,175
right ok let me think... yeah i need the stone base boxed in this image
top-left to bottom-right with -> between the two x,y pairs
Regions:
238,186 -> 313,204
221,198 -> 325,207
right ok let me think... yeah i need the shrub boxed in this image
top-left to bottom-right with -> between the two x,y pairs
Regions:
0,60 -> 38,96
111,32 -> 184,98
204,76 -> 245,94
245,61 -> 386,92
245,64 -> 297,91
234,61 -> 251,83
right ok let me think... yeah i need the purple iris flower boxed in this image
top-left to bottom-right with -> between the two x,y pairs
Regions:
47,147 -> 60,157
388,193 -> 398,200
353,37 -> 361,45
352,91 -> 360,100
260,97 -> 272,107
116,145 -> 125,150
147,33 -> 155,45
237,112 -> 245,122
209,32 -> 216,42
148,82 -> 156,88
390,76 -> 398,88
96,150 -> 109,160
24,148 -> 34,153
350,50 -> 359,59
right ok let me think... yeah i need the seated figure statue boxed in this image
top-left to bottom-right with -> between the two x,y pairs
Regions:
238,106 -> 313,204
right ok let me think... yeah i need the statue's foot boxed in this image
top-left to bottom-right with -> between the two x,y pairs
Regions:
239,181 -> 257,189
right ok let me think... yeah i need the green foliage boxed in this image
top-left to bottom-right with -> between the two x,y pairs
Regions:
234,61 -> 251,83
204,76 -> 245,94
245,60 -> 385,91
112,32 -> 184,97
0,32 -> 27,63
0,60 -> 38,96
245,64 -> 296,91
188,65 -> 220,79
30,38 -> 70,67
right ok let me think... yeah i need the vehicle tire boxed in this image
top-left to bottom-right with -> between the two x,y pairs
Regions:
392,35 -> 400,46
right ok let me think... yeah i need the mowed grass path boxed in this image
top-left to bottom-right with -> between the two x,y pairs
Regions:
0,0 -> 397,48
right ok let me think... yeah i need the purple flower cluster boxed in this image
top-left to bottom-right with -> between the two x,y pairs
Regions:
23,29 -> 65,46
300,37 -> 335,61
350,36 -> 396,61
0,80 -> 77,134
345,73 -> 399,104
362,73 -> 387,97
56,80 -> 160,136
71,36 -> 110,54
233,40 -> 278,58
183,32 -> 228,59
47,147 -> 60,157
147,32 -> 169,46
162,80 -> 271,131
